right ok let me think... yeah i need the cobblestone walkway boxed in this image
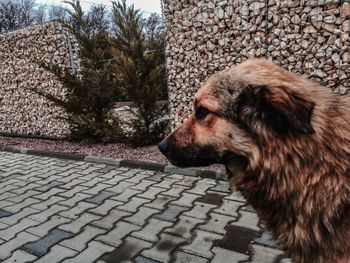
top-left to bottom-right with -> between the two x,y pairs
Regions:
0,151 -> 290,263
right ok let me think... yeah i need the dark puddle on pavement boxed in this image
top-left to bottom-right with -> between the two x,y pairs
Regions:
196,192 -> 225,206
102,243 -> 135,263
214,225 -> 261,255
157,239 -> 176,251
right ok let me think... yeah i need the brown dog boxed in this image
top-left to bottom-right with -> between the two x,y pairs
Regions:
159,58 -> 350,263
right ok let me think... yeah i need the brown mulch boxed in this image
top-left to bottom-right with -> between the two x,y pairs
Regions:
0,136 -> 225,172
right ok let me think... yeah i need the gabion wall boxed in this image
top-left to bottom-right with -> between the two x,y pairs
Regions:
0,22 -> 79,138
163,0 -> 350,128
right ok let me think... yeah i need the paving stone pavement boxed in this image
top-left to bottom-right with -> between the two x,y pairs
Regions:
0,151 -> 291,263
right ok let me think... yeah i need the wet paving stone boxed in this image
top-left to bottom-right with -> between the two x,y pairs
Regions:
21,228 -> 74,257
34,180 -> 64,192
152,205 -> 189,223
0,209 -> 13,218
84,191 -> 115,205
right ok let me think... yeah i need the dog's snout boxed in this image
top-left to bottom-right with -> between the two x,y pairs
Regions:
158,139 -> 169,156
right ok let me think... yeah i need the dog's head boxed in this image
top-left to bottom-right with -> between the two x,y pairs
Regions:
159,58 -> 316,175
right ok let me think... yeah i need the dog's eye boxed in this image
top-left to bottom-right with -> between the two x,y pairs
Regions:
195,107 -> 210,120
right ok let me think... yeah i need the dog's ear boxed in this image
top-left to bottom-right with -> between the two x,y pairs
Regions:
233,85 -> 315,134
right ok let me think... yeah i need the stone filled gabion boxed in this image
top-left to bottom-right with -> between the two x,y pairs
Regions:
0,22 -> 79,138
162,0 -> 350,129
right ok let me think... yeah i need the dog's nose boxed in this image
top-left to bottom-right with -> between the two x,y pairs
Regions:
158,139 -> 169,156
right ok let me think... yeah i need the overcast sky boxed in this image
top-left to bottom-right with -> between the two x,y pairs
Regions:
36,0 -> 162,14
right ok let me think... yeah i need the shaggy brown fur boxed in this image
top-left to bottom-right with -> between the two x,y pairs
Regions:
158,58 -> 350,263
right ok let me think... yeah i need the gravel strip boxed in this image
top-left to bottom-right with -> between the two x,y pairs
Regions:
0,136 -> 225,173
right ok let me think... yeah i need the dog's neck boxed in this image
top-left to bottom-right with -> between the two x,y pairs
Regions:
228,126 -> 350,262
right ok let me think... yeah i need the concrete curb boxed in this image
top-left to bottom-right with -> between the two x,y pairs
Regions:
0,145 -> 225,180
